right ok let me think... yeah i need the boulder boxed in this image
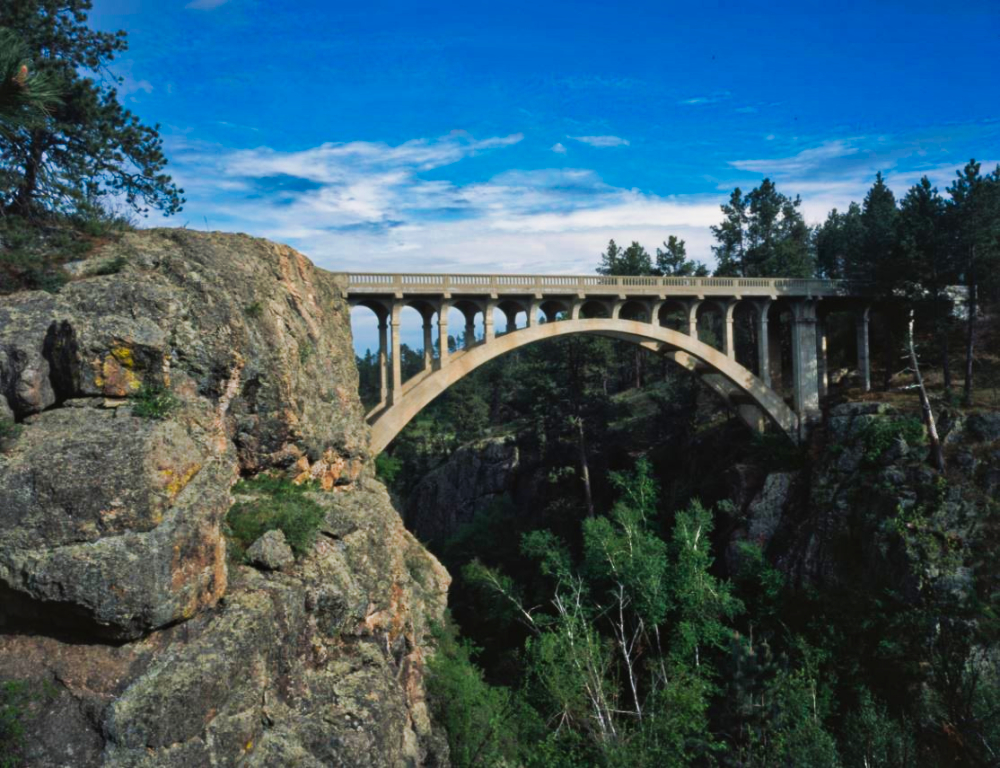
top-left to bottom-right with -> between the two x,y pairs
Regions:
246,529 -> 294,571
0,230 -> 370,639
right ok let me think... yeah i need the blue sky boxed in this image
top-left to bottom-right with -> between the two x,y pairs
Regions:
89,0 -> 999,350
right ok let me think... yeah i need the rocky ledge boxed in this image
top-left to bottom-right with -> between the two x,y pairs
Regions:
0,230 -> 450,766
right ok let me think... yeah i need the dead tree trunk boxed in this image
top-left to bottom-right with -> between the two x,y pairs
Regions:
908,309 -> 944,472
963,260 -> 977,407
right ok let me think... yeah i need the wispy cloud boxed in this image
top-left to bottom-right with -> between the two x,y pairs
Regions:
551,142 -> 567,154
730,139 -> 863,175
185,0 -> 231,9
678,92 -> 731,106
167,131 -> 718,274
568,135 -> 630,148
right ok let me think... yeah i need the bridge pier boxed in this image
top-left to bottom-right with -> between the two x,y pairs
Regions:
378,318 -> 389,406
437,300 -> 450,369
856,305 -> 871,392
791,300 -> 821,432
755,300 -> 772,387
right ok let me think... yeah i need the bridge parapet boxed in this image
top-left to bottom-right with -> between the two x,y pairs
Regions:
339,272 -> 855,299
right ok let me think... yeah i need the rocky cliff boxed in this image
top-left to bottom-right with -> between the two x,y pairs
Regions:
0,230 -> 450,766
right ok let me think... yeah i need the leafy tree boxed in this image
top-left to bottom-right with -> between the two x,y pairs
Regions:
655,235 -> 709,277
0,0 -> 183,217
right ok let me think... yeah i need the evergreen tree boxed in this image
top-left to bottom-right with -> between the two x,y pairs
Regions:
0,27 -> 61,139
712,180 -> 813,277
859,172 -> 898,285
655,235 -> 709,277
946,160 -> 1000,405
0,0 -> 183,217
814,202 -> 864,279
897,177 -> 954,391
598,239 -> 653,275
711,188 -> 748,276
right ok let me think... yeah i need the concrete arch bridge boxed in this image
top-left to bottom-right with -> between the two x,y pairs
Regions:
335,273 -> 874,455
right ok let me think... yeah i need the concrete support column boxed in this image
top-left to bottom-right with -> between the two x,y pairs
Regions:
611,299 -> 624,320
756,300 -> 772,387
791,300 -> 820,431
504,308 -> 517,334
422,317 -> 433,372
390,302 -> 402,405
856,305 -> 871,392
378,319 -> 389,405
816,315 -> 828,398
721,300 -> 737,359
526,301 -> 542,327
686,300 -> 701,339
650,300 -> 664,327
768,312 -> 783,391
437,300 -> 451,369
484,302 -> 496,343
571,300 -> 583,320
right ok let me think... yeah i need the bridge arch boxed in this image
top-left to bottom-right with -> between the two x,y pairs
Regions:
367,317 -> 799,455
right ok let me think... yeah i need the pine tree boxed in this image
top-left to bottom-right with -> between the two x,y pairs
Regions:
946,160 -> 1000,405
859,172 -> 898,285
598,239 -> 653,276
655,235 -> 709,277
0,27 -> 62,139
711,188 -> 748,276
0,0 -> 183,218
814,202 -> 863,279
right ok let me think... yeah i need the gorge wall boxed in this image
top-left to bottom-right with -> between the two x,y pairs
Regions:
0,230 -> 449,767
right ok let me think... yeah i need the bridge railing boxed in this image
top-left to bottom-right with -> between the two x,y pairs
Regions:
339,272 -> 855,298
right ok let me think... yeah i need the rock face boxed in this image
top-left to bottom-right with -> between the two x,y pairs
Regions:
0,230 -> 368,639
405,436 -> 519,542
0,231 -> 449,766
246,529 -> 294,571
734,401 -> 990,598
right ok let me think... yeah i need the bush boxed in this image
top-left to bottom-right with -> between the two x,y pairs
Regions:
90,255 -> 127,276
0,420 -> 21,443
0,679 -> 57,768
129,383 -> 179,420
860,416 -> 926,463
245,300 -> 263,318
225,475 -> 326,560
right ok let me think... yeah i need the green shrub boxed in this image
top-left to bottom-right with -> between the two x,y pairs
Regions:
90,255 -> 127,276
0,679 -> 58,768
0,420 -> 21,443
860,417 -> 926,463
225,475 -> 326,560
375,453 -> 402,485
298,342 -> 314,364
245,300 -> 263,318
130,383 -> 179,420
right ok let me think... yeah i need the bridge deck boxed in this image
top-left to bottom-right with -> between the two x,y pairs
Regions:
336,272 -> 853,299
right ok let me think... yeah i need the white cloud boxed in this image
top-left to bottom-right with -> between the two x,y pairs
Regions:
568,135 -> 630,148
551,142 -> 567,154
